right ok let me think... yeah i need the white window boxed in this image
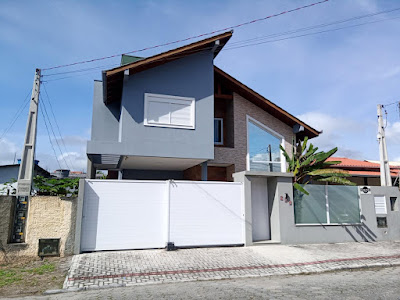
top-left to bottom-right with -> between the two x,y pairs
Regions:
374,196 -> 387,215
144,93 -> 195,129
214,118 -> 223,145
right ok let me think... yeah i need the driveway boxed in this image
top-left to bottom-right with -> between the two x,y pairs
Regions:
63,241 -> 400,291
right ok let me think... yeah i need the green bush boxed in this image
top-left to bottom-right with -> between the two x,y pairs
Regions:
33,176 -> 79,197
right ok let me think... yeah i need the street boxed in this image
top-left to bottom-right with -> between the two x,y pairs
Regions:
10,266 -> 400,300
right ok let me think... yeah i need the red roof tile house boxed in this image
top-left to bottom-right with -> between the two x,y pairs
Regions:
326,157 -> 400,186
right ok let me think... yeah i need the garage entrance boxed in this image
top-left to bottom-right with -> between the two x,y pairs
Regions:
80,180 -> 244,252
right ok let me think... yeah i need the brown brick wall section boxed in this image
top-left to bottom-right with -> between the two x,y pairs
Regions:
0,196 -> 77,262
212,92 -> 294,172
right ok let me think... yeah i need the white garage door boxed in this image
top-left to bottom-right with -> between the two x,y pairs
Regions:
169,181 -> 244,247
81,180 -> 168,251
80,180 -> 244,252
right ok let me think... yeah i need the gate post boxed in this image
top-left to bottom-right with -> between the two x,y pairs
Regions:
74,179 -> 85,254
233,172 -> 253,246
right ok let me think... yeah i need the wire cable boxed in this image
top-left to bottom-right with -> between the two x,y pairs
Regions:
39,98 -> 62,170
42,10 -> 400,83
41,83 -> 77,170
39,95 -> 71,170
42,62 -> 120,77
223,14 -> 400,51
226,6 -> 400,47
41,0 -> 329,71
0,89 -> 33,141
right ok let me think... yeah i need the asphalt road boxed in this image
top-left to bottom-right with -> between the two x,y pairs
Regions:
7,266 -> 400,300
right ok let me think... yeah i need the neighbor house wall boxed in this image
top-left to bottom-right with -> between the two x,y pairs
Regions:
212,93 -> 295,173
0,196 -> 78,262
0,166 -> 19,184
279,186 -> 400,244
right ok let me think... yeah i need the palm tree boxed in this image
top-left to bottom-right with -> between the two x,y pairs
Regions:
280,137 -> 355,195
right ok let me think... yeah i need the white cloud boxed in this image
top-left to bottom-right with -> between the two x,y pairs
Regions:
382,66 -> 400,79
58,151 -> 87,172
0,138 -> 20,165
386,122 -> 400,145
56,135 -> 87,147
297,111 -> 363,143
297,111 -> 366,159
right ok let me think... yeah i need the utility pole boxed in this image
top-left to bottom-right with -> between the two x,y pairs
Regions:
10,69 -> 41,243
377,104 -> 392,187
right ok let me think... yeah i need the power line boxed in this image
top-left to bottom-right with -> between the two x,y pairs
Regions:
41,8 -> 400,83
226,7 -> 400,47
41,0 -> 329,71
223,14 -> 400,51
39,97 -> 62,170
383,100 -> 400,107
0,89 -> 32,141
42,62 -> 120,77
41,83 -> 77,170
39,94 -> 71,170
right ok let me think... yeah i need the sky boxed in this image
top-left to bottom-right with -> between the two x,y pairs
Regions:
0,0 -> 400,172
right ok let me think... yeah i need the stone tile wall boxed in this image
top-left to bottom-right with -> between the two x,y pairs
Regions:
212,93 -> 295,172
0,195 -> 77,262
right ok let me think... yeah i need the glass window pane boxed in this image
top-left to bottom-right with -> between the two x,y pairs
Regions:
214,119 -> 222,143
250,162 -> 281,172
294,185 -> 327,224
328,186 -> 360,223
248,120 -> 281,172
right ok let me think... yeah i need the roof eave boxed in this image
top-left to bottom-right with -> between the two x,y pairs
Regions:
214,66 -> 321,139
103,31 -> 232,105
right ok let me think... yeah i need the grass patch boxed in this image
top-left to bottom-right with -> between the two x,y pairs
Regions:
0,263 -> 56,288
0,258 -> 68,297
20,263 -> 56,275
0,270 -> 22,288
28,263 -> 56,275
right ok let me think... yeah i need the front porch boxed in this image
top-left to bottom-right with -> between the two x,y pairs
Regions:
87,154 -> 236,181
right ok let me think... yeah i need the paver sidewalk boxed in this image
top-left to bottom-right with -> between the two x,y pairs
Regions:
63,241 -> 400,291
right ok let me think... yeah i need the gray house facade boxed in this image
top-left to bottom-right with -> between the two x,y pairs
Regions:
86,31 -> 319,181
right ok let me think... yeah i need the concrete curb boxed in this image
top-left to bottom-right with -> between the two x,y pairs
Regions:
44,262 -> 400,296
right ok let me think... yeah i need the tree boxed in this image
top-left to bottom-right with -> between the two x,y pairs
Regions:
280,137 -> 355,195
33,176 -> 79,197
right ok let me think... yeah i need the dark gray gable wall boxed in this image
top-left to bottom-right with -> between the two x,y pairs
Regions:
90,80 -> 121,143
120,50 -> 214,159
88,50 -> 215,161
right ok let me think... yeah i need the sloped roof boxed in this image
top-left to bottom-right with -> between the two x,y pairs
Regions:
327,157 -> 400,177
214,66 -> 320,139
100,31 -> 320,139
103,31 -> 233,104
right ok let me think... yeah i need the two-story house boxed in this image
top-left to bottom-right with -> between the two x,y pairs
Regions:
86,31 -> 319,180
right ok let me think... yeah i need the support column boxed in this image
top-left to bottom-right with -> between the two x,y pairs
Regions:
201,161 -> 208,181
74,179 -> 85,254
233,172 -> 253,246
87,159 -> 96,179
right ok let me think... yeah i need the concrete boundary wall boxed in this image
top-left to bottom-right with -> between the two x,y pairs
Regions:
0,195 -> 80,262
280,186 -> 400,244
234,170 -> 400,245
